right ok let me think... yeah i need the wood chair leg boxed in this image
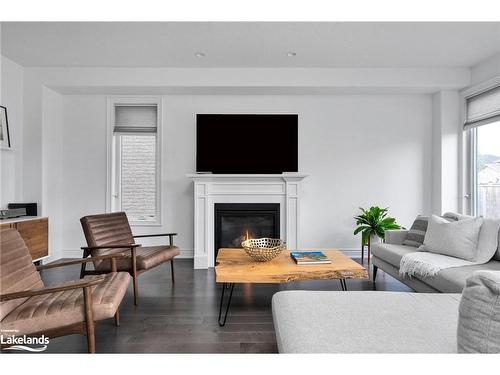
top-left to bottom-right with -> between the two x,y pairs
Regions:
80,250 -> 90,279
114,307 -> 120,327
131,247 -> 138,305
170,259 -> 175,283
111,257 -> 117,273
132,275 -> 138,306
83,286 -> 96,353
80,264 -> 86,279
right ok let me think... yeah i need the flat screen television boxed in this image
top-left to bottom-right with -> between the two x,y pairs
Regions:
196,114 -> 298,174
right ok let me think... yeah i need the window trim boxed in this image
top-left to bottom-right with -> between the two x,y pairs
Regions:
470,127 -> 478,216
462,76 -> 500,216
106,96 -> 162,226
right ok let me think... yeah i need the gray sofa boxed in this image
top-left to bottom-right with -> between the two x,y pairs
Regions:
272,271 -> 500,353
273,290 -> 461,353
272,218 -> 500,353
371,227 -> 500,293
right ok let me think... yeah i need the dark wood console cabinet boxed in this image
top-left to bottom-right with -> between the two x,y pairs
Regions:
0,217 -> 49,261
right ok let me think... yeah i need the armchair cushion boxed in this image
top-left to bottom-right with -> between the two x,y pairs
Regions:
80,212 -> 180,273
1,272 -> 130,336
96,245 -> 180,271
80,212 -> 135,259
0,229 -> 44,320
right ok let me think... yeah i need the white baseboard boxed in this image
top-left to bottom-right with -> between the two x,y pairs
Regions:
194,254 -> 208,269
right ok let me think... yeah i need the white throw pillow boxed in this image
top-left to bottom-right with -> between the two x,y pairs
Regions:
419,215 -> 483,261
476,218 -> 500,263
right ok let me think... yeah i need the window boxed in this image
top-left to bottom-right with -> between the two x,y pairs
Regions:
109,101 -> 161,224
472,122 -> 500,219
465,85 -> 500,219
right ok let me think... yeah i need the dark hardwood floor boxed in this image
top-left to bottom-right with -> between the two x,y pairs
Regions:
38,258 -> 411,353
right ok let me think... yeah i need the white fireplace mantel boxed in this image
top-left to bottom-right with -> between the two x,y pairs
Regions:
187,173 -> 308,269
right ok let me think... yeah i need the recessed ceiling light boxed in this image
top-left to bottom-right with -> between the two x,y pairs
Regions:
195,52 -> 206,58
287,51 -> 297,57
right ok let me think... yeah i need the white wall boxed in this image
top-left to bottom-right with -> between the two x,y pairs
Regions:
58,94 -> 432,256
41,87 -> 64,261
9,64 -> 465,259
60,95 -> 108,256
19,65 -> 468,226
0,24 -> 2,103
0,57 -> 24,208
0,46 -> 494,261
22,70 -> 44,209
471,53 -> 500,85
431,90 -> 460,214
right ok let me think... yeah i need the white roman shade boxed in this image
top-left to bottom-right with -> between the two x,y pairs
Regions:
114,105 -> 157,133
464,85 -> 500,129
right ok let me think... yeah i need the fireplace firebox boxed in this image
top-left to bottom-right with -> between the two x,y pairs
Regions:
214,203 -> 280,261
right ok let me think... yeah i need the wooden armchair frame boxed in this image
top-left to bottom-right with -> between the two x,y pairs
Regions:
0,252 -> 128,353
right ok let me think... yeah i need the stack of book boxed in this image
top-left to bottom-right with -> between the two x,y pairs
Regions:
290,251 -> 331,265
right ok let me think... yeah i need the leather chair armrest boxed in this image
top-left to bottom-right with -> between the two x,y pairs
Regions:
133,233 -> 177,246
133,233 -> 177,238
37,252 -> 129,271
0,276 -> 105,302
81,244 -> 140,251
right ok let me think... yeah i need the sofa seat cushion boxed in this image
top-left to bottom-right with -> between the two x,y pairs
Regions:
371,243 -> 416,267
272,290 -> 461,353
1,272 -> 130,336
96,245 -> 180,271
423,260 -> 500,293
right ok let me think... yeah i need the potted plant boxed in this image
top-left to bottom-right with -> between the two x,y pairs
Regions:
354,206 -> 403,260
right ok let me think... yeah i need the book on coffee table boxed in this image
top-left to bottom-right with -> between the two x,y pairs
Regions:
290,251 -> 332,265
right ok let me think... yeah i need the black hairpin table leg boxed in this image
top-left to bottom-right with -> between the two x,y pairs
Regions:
218,283 -> 235,326
339,279 -> 348,291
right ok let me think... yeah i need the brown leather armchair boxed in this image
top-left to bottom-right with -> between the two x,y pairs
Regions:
80,212 -> 180,305
0,228 -> 131,353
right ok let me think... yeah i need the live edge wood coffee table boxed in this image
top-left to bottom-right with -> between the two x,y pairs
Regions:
215,248 -> 368,326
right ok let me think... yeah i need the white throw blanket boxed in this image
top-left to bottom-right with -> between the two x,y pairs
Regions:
400,216 -> 500,278
399,252 -> 479,278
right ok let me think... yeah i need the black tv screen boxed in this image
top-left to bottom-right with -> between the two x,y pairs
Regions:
196,114 -> 298,174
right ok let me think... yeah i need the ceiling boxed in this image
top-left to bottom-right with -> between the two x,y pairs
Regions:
2,22 -> 500,68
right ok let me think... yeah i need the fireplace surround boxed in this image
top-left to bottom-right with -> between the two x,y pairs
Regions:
187,173 -> 307,269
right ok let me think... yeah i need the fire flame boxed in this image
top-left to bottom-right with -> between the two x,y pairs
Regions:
245,230 -> 250,241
